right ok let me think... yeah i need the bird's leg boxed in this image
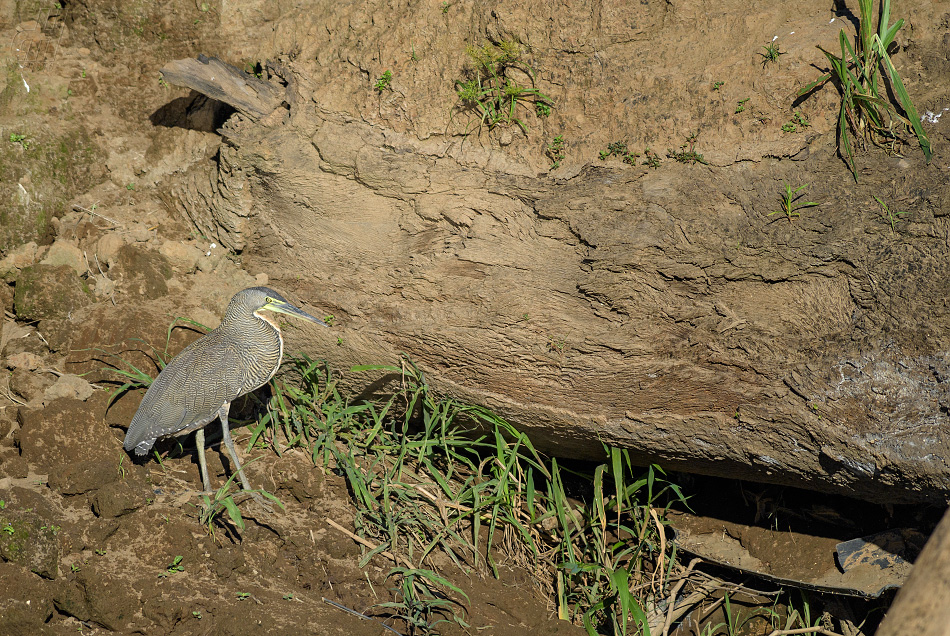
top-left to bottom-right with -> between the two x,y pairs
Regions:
218,404 -> 272,513
195,428 -> 213,493
217,402 -> 254,493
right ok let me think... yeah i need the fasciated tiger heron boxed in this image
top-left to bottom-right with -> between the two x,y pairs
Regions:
123,286 -> 327,495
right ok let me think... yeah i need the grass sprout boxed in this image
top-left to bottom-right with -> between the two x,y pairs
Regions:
374,70 -> 393,93
768,183 -> 818,222
797,0 -> 931,180
760,41 -> 785,66
546,135 -> 565,170
599,141 -> 638,165
874,195 -> 908,231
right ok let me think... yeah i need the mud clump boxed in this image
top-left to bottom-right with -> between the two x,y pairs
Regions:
13,264 -> 93,322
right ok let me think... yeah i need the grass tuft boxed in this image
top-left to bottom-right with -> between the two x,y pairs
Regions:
454,41 -> 553,135
259,355 -> 689,633
797,0 -> 931,180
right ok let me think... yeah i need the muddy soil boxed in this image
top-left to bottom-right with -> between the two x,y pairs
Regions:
1,0 -> 949,633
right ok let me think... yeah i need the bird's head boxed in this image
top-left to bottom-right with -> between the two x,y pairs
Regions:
229,287 -> 328,328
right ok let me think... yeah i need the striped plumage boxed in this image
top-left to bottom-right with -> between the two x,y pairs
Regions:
123,286 -> 326,493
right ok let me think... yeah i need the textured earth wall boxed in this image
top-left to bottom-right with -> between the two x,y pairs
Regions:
156,0 -> 950,503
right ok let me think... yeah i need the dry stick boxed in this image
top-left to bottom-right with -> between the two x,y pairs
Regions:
650,507 -> 668,591
767,629 -> 844,636
321,597 -> 404,636
326,518 -> 414,569
73,203 -> 121,226
657,579 -> 723,631
661,557 -> 702,636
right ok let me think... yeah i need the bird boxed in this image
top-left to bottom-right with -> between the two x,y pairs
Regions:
123,286 -> 327,496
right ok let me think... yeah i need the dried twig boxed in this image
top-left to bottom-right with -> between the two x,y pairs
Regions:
326,518 -> 414,569
651,507 -> 668,591
321,597 -> 404,636
73,203 -> 121,226
767,628 -> 844,636
662,558 -> 702,636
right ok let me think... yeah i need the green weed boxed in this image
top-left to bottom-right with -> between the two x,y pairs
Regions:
374,70 -> 393,93
712,80 -> 724,91
164,555 -> 184,574
643,147 -> 661,169
546,135 -> 565,170
667,133 -> 707,165
874,195 -> 907,231
735,98 -> 750,114
783,110 -> 811,132
9,133 -> 30,150
760,41 -> 785,66
376,567 -> 470,633
768,183 -> 818,222
599,141 -> 638,165
454,41 -> 553,135
797,0 -> 931,180
197,460 -> 283,539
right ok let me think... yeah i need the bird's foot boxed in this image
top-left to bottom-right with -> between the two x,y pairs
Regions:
243,489 -> 275,514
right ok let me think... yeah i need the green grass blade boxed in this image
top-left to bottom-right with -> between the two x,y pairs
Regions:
877,40 -> 932,161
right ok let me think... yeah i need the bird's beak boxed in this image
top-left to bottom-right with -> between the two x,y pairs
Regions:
266,300 -> 328,326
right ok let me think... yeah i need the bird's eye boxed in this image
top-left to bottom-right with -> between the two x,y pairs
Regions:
265,296 -> 273,302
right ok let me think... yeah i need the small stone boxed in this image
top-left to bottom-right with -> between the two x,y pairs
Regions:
4,352 -> 43,371
128,224 -> 152,243
93,276 -> 116,299
158,241 -> 203,273
0,242 -> 38,282
95,234 -> 125,268
92,480 -> 145,518
43,374 -> 94,403
41,240 -> 86,275
10,368 -> 54,403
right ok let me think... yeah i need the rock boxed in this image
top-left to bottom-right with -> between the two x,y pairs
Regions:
0,242 -> 38,283
0,455 -> 28,478
40,240 -> 85,275
158,240 -> 203,274
128,224 -> 153,243
92,480 -> 147,518
13,264 -> 93,322
9,368 -> 54,404
42,374 -> 94,403
4,352 -> 43,371
15,394 -> 118,472
0,490 -> 62,579
0,563 -> 56,633
53,568 -> 137,631
48,459 -> 118,496
112,244 -> 171,299
0,280 -> 12,314
95,234 -> 125,268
